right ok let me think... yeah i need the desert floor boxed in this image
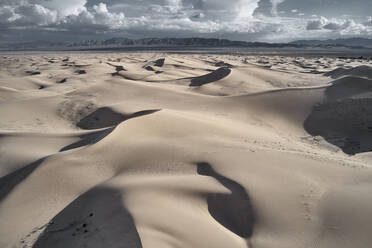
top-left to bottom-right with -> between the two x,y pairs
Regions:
1,52 -> 372,248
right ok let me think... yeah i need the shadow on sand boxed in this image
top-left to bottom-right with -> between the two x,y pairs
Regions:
196,162 -> 254,240
77,108 -> 160,130
304,74 -> 372,155
190,67 -> 231,87
33,187 -> 142,248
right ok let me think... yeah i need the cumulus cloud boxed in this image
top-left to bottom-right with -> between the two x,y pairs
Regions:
0,1 -> 126,31
306,17 -> 328,30
323,22 -> 344,31
276,0 -> 372,18
53,2 -> 126,34
107,0 -> 260,22
31,0 -> 87,17
92,3 -> 125,27
15,4 -> 57,25
304,16 -> 372,38
0,0 -> 371,42
253,0 -> 286,17
0,6 -> 16,23
0,3 -> 58,28
306,17 -> 368,32
0,0 -> 262,31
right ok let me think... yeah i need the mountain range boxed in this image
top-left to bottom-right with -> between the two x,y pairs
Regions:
1,37 -> 372,51
290,38 -> 372,49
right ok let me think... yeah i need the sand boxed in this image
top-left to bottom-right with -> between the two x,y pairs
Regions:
1,52 -> 372,248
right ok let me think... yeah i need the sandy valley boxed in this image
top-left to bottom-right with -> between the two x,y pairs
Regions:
1,52 -> 372,248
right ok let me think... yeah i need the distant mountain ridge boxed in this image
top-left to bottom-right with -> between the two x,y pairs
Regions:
290,38 -> 372,49
1,37 -> 372,51
0,38 -> 300,50
97,37 -> 301,48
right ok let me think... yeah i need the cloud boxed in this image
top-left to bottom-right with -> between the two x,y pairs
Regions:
72,0 -> 262,34
0,0 -> 371,43
253,0 -> 286,17
276,0 -> 372,18
306,17 -> 327,30
364,16 -> 372,26
106,0 -> 260,22
0,1 -> 125,31
15,4 -> 57,25
0,6 -> 16,23
306,17 -> 364,31
304,16 -> 372,38
0,3 -> 58,28
55,3 -> 126,34
323,22 -> 344,31
270,0 -> 285,16
91,3 -> 125,28
31,0 -> 87,17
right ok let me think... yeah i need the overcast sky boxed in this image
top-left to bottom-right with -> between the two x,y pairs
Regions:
0,0 -> 371,43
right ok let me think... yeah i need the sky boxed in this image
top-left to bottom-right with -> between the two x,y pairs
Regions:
0,0 -> 371,43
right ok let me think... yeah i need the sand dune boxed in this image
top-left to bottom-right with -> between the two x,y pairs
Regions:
325,65 -> 372,79
305,67 -> 372,154
1,53 -> 372,248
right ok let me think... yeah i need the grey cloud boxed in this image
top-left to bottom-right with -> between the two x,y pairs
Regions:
0,0 -> 371,43
253,0 -> 273,16
0,3 -> 57,29
306,17 -> 362,32
29,0 -> 87,16
323,22 -> 344,31
304,16 -> 371,38
306,17 -> 328,30
364,17 -> 372,26
105,0 -> 260,21
278,0 -> 372,18
306,19 -> 324,30
55,3 -> 125,34
0,0 -> 25,5
270,0 -> 285,16
254,0 -> 287,17
0,5 -> 15,22
14,4 -> 57,25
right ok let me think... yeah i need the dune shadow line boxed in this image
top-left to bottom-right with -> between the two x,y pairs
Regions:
61,108 -> 161,151
77,108 -> 161,130
190,67 -> 231,87
0,158 -> 45,204
196,162 -> 255,239
304,71 -> 372,155
33,187 -> 142,248
60,128 -> 115,152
